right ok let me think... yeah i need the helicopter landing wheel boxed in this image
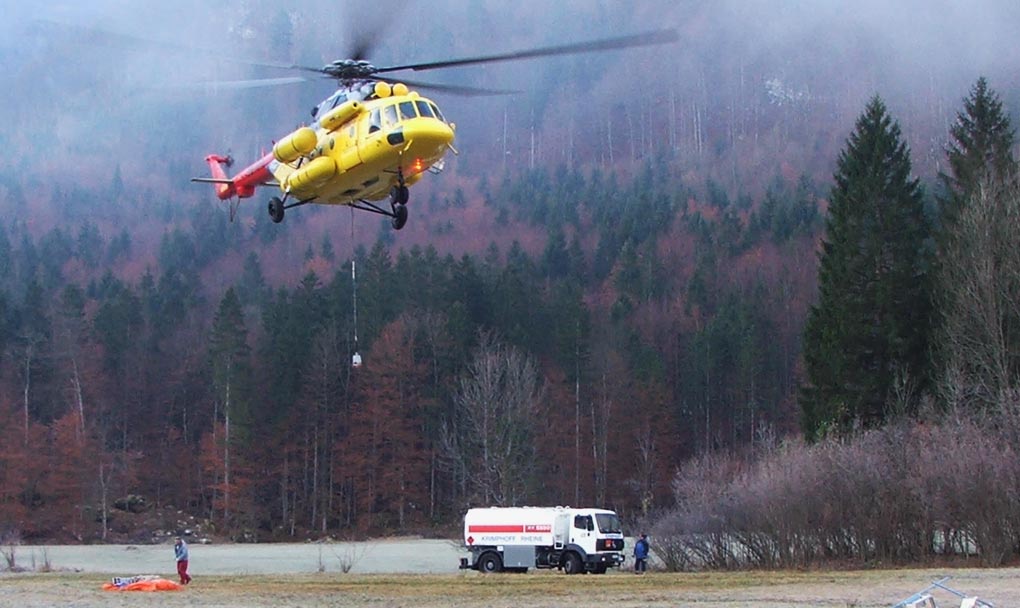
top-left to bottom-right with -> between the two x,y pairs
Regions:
390,185 -> 409,206
391,203 -> 408,230
268,197 -> 285,223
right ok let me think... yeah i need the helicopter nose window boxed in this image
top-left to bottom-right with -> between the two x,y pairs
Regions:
429,103 -> 445,122
398,101 -> 417,121
415,101 -> 435,119
382,104 -> 398,127
369,108 -> 382,133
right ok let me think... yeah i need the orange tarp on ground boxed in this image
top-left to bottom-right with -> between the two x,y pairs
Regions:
102,578 -> 182,591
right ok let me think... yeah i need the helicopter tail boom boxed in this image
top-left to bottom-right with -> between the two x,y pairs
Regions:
193,153 -> 274,200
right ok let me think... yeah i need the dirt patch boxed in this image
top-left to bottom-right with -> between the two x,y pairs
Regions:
1,542 -> 1017,607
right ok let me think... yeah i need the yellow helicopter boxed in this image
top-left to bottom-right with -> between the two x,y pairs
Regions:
190,29 -> 678,229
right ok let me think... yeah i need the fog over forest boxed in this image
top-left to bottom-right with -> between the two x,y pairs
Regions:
3,0 -> 1018,184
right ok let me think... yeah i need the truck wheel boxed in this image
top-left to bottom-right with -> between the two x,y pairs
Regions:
562,552 -> 582,575
479,552 -> 503,573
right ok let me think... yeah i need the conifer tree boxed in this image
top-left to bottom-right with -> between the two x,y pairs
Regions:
0,225 -> 11,279
540,225 -> 569,279
348,317 -> 428,530
255,288 -> 307,428
238,252 -> 268,308
16,280 -> 55,432
360,241 -> 396,347
940,77 -> 1016,225
800,97 -> 933,438
208,287 -> 251,522
321,234 -> 336,262
0,291 -> 7,369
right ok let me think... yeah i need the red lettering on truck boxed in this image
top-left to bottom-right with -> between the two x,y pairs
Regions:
467,525 -> 524,533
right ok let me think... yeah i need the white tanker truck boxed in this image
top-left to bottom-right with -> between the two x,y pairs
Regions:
458,506 -> 625,574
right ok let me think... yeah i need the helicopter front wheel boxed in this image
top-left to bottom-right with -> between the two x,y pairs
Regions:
391,203 -> 408,230
268,197 -> 285,223
390,185 -> 409,206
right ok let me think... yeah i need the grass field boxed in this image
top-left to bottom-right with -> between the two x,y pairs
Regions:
3,567 -> 1017,607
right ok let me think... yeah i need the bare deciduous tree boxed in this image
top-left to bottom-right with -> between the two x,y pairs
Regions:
1,529 -> 20,571
938,179 -> 1020,410
442,333 -> 544,506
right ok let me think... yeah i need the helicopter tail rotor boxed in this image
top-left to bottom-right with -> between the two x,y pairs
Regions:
192,154 -> 234,199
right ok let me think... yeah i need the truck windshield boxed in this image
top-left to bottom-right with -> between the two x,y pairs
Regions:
595,513 -> 621,534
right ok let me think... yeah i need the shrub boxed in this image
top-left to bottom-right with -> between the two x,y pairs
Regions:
652,409 -> 1020,569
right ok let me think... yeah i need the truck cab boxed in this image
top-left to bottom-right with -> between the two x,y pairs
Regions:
556,509 -> 625,574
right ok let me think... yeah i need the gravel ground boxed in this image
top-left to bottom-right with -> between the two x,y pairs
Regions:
1,541 -> 1017,607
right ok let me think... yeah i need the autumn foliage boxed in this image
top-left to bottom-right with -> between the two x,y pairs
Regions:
0,161 -> 828,542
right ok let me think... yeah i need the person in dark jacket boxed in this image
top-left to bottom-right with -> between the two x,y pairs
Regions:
633,533 -> 649,573
174,537 -> 192,585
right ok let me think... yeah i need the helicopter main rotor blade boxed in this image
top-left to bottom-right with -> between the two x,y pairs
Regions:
378,76 -> 519,97
166,76 -> 317,91
373,28 -> 678,74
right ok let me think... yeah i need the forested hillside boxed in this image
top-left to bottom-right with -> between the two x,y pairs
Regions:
0,158 -> 821,540
1,1 -> 1018,543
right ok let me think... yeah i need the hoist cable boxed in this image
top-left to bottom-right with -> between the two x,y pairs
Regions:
351,206 -> 359,351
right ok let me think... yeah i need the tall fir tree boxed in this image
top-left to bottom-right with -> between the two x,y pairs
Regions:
940,77 -> 1016,227
0,224 -> 11,279
348,317 -> 429,530
207,287 -> 252,522
800,96 -> 934,439
16,280 -> 56,428
0,290 -> 7,370
237,252 -> 268,308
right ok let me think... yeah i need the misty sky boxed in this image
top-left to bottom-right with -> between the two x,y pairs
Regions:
9,1 -> 1018,94
2,0 -> 1018,184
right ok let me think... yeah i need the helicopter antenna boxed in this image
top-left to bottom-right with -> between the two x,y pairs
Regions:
350,206 -> 362,368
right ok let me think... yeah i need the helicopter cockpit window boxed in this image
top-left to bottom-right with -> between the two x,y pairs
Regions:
398,101 -> 417,121
382,104 -> 398,127
369,108 -> 382,133
415,100 -> 435,119
429,103 -> 445,122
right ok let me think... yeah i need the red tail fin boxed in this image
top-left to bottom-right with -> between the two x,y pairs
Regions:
204,154 -> 235,199
192,153 -> 273,200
